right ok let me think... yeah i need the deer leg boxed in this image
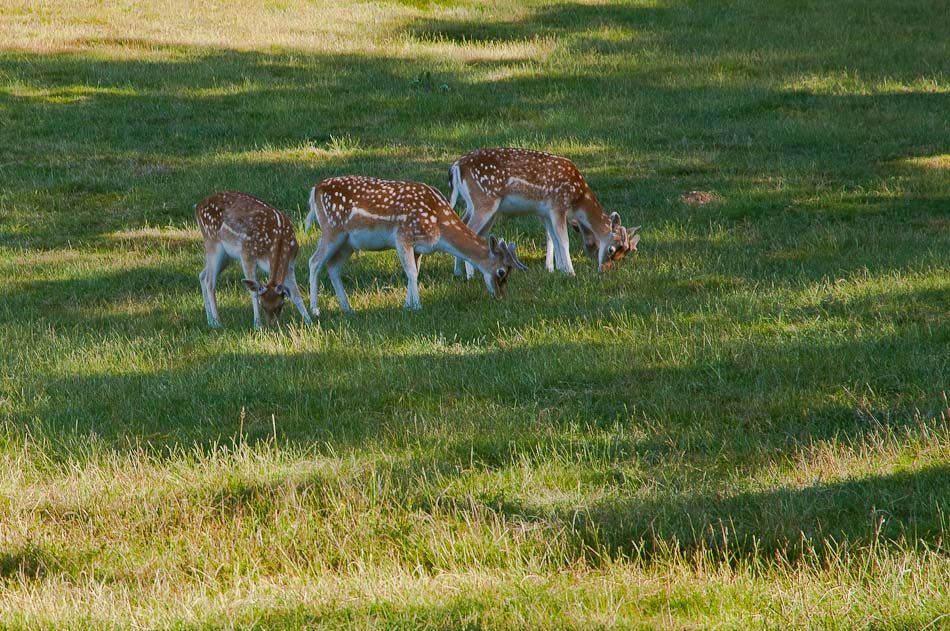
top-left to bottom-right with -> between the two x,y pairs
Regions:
414,251 -> 423,276
326,242 -> 354,314
201,245 -> 227,327
454,205 -> 475,278
395,239 -> 422,310
308,233 -> 346,317
550,213 -> 575,276
199,266 -> 215,327
283,263 -> 313,325
542,216 -> 561,270
544,227 -> 556,272
452,207 -> 475,278
199,268 -> 211,323
239,257 -> 264,329
456,181 -> 498,278
462,200 -> 500,279
454,210 -> 476,278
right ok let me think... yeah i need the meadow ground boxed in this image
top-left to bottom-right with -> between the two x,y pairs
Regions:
1,0 -> 949,628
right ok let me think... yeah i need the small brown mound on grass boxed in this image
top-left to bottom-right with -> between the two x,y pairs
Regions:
680,191 -> 717,205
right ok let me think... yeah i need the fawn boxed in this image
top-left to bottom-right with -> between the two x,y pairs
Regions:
448,148 -> 639,276
305,176 -> 527,313
196,191 -> 311,328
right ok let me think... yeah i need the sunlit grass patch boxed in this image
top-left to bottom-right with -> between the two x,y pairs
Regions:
0,83 -> 140,104
900,154 -> 950,170
107,226 -> 201,245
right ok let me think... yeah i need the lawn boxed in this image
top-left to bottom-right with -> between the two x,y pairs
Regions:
1,0 -> 949,628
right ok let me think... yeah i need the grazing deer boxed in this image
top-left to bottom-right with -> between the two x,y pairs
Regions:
305,176 -> 527,313
447,148 -> 640,276
196,191 -> 312,329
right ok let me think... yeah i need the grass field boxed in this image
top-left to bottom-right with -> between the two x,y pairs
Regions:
1,0 -> 949,628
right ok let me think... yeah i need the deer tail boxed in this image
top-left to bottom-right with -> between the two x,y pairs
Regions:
305,186 -> 318,232
448,162 -> 461,208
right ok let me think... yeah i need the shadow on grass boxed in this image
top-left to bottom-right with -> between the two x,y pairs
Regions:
408,0 -> 946,81
6,328 -> 947,577
0,545 -> 54,583
406,2 -> 668,44
16,324 -> 947,463
3,0 -> 948,247
490,463 -> 950,565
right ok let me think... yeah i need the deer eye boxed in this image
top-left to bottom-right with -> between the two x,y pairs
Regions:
496,268 -> 507,279
607,246 -> 616,256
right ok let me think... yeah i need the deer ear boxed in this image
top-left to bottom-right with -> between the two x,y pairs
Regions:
629,234 -> 641,251
488,235 -> 499,253
242,279 -> 262,293
610,212 -> 622,230
507,242 -> 528,271
569,219 -> 582,233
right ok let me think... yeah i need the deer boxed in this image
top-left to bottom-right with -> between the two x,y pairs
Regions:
304,176 -> 528,314
195,191 -> 312,329
447,148 -> 640,277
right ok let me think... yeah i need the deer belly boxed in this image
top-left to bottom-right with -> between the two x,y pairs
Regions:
348,228 -> 394,251
498,195 -> 548,216
413,242 -> 437,255
221,239 -> 245,260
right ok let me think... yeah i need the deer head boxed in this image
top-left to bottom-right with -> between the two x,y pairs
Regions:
596,214 -> 640,272
485,235 -> 528,299
242,279 -> 291,325
570,214 -> 640,271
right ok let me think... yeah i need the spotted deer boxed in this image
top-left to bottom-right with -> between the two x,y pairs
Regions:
447,148 -> 640,276
196,191 -> 312,329
305,176 -> 527,313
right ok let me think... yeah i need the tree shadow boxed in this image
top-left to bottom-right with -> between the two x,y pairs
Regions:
406,2 -> 668,44
408,0 -> 946,82
0,45 -> 527,248
3,8 -> 947,249
792,282 -> 950,328
6,317 -> 949,579
403,0 -> 948,225
491,463 -> 950,565
0,545 -> 55,584
16,323 -> 947,467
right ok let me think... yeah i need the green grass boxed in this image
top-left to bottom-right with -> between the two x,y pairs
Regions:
1,0 -> 949,628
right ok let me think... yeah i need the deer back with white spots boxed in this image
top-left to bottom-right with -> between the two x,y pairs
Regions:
447,148 -> 640,276
195,191 -> 312,329
305,176 -> 527,313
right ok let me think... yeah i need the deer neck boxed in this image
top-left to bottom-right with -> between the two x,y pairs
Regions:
264,237 -> 294,287
573,196 -> 612,241
438,224 -> 493,274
